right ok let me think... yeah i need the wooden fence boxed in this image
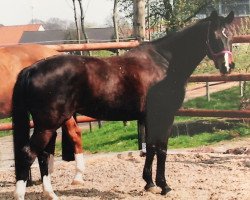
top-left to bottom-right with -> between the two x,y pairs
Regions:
44,35 -> 250,52
0,35 -> 249,132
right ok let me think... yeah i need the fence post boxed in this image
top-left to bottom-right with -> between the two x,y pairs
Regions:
206,81 -> 210,101
89,122 -> 92,132
98,120 -> 102,128
239,81 -> 244,97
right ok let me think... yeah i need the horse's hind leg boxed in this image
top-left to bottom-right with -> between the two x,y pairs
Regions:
14,129 -> 57,200
27,132 -> 57,187
63,116 -> 84,185
38,132 -> 57,179
30,129 -> 59,200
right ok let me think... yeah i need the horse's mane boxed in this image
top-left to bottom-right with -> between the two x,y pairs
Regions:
125,16 -> 211,57
149,18 -> 210,47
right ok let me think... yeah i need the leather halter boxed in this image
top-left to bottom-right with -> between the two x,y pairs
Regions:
206,22 -> 233,62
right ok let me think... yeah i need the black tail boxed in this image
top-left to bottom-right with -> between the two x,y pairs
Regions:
12,69 -> 31,180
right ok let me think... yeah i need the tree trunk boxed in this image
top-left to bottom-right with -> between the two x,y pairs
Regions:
133,0 -> 146,42
78,0 -> 90,56
72,0 -> 81,43
113,0 -> 119,42
113,0 -> 120,55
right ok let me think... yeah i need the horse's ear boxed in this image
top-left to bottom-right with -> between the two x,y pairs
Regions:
210,10 -> 218,20
225,11 -> 234,24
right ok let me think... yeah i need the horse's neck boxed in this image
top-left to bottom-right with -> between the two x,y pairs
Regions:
154,23 -> 208,83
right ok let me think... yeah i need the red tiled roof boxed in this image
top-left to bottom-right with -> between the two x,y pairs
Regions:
0,24 -> 43,46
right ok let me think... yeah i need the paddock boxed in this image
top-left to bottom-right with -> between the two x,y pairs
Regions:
0,136 -> 249,199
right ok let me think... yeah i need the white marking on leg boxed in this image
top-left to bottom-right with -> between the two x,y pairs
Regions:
224,52 -> 230,72
142,142 -> 147,153
42,175 -> 58,200
14,180 -> 27,200
48,154 -> 54,174
72,153 -> 85,185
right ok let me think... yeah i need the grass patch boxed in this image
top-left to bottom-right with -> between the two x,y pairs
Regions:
169,124 -> 249,149
0,118 -> 12,137
76,121 -> 249,153
82,121 -> 138,153
0,130 -> 12,137
182,82 -> 249,110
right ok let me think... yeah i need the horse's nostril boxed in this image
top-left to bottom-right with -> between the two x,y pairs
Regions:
230,62 -> 235,69
220,65 -> 228,74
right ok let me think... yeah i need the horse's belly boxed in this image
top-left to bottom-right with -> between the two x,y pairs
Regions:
78,101 -> 142,121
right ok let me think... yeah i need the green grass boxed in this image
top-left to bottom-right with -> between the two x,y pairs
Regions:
74,121 -> 249,154
82,121 -> 138,153
169,124 -> 249,149
182,82 -> 249,111
0,118 -> 12,137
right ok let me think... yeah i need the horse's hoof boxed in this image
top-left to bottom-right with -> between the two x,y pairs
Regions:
26,180 -> 33,187
146,186 -> 159,194
71,180 -> 84,185
43,191 -> 59,200
144,183 -> 158,193
140,151 -> 146,157
160,186 -> 171,195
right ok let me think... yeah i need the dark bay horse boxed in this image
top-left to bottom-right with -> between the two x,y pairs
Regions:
12,11 -> 235,199
0,44 -> 85,187
0,45 -> 60,180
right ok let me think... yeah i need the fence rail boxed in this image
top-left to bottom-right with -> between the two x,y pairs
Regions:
1,108 -> 249,132
45,35 -> 250,52
189,73 -> 250,82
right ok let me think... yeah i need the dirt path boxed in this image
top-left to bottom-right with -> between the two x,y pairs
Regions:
0,138 -> 249,200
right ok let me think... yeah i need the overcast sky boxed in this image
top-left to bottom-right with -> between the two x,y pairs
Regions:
0,0 -> 113,27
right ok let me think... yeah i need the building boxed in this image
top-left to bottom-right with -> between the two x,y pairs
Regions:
0,24 -> 44,46
0,25 -> 116,46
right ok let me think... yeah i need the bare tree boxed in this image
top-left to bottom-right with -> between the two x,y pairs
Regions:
72,0 -> 81,43
113,0 -> 119,43
77,0 -> 89,44
133,0 -> 146,41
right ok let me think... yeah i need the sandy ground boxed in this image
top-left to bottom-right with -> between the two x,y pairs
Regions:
0,137 -> 249,200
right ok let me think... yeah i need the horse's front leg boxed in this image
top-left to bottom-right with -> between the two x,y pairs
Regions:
143,145 -> 156,192
155,140 -> 172,195
153,112 -> 174,195
63,117 -> 85,185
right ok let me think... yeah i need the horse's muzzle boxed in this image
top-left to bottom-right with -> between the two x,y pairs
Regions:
220,62 -> 235,74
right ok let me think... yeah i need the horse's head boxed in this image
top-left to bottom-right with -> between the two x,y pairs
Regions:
206,11 -> 235,75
